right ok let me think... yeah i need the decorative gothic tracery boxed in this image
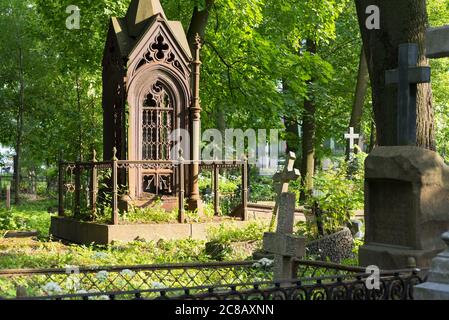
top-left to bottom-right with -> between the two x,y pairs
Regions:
134,34 -> 186,77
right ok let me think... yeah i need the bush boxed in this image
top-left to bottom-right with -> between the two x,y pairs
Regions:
298,153 -> 366,238
122,199 -> 178,224
207,221 -> 268,244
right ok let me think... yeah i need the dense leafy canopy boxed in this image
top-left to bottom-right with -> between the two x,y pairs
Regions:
0,0 -> 448,182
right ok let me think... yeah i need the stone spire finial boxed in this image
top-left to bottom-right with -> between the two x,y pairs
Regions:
126,0 -> 167,37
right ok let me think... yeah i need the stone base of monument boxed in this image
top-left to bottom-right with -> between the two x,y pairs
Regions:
359,146 -> 449,269
50,216 -> 253,245
414,232 -> 449,300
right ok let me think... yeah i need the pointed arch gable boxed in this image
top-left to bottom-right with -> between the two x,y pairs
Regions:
127,20 -> 191,80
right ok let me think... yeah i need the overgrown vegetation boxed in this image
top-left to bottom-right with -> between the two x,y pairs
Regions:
207,221 -> 269,244
0,200 -> 54,238
296,153 -> 366,239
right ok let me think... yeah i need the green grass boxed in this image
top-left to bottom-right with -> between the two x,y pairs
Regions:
208,221 -> 269,244
0,199 -> 257,270
0,238 -> 214,269
0,198 -> 363,271
0,199 -> 55,238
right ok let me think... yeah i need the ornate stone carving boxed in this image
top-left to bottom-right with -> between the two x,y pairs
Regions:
134,33 -> 185,77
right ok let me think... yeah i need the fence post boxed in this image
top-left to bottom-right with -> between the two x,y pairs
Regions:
58,152 -> 65,216
213,164 -> 220,216
6,184 -> 11,211
241,158 -> 248,221
74,162 -> 81,218
111,148 -> 119,225
90,150 -> 98,217
178,155 -> 185,223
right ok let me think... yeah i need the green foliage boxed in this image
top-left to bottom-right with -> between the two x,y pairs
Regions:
207,221 -> 268,244
0,200 -> 54,237
297,153 -> 366,238
122,200 -> 179,224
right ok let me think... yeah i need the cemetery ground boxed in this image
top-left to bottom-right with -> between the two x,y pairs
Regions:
0,196 -> 361,270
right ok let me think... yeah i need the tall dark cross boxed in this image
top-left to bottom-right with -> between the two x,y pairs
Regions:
385,44 -> 431,146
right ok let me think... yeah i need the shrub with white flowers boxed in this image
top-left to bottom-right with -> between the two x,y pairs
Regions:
151,282 -> 166,289
42,282 -> 63,296
96,270 -> 109,282
252,258 -> 274,268
92,252 -> 109,260
120,269 -> 136,278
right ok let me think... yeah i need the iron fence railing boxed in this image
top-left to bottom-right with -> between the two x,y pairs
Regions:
58,159 -> 248,224
4,268 -> 424,301
0,259 -> 426,300
0,261 -> 271,299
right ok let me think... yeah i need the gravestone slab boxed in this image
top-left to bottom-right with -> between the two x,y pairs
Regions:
359,146 -> 449,269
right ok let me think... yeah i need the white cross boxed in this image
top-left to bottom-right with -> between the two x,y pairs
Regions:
345,127 -> 360,158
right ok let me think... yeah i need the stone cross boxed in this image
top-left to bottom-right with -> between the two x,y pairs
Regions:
269,152 -> 300,231
385,43 -> 431,146
426,26 -> 449,59
263,193 -> 305,282
345,127 -> 360,159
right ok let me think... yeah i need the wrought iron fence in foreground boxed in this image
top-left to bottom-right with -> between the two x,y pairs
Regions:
9,269 -> 423,301
0,259 -> 426,300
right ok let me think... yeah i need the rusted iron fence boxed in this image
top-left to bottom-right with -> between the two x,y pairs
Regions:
0,175 -> 49,200
58,157 -> 248,225
0,260 -> 425,300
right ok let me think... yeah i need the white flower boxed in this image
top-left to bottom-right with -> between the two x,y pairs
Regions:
120,269 -> 136,278
65,275 -> 81,291
259,258 -> 274,267
98,295 -> 110,300
151,282 -> 166,289
92,252 -> 109,260
96,270 -> 109,282
252,262 -> 261,268
76,290 -> 88,295
42,282 -> 63,295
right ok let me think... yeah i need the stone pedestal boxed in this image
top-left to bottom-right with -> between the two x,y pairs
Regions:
414,232 -> 449,300
359,146 -> 449,269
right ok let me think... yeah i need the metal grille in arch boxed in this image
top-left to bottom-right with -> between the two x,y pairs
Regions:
141,81 -> 174,194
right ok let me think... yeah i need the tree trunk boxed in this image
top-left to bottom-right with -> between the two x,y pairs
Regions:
14,47 -> 25,205
355,0 -> 435,150
282,80 -> 301,167
300,40 -> 317,201
346,46 -> 369,158
187,0 -> 215,51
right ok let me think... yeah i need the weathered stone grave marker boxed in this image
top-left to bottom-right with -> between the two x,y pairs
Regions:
360,38 -> 449,269
269,152 -> 300,231
263,193 -> 305,281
